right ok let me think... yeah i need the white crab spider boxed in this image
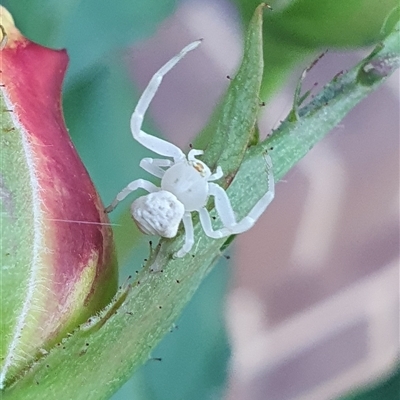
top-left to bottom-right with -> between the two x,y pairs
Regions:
106,40 -> 275,258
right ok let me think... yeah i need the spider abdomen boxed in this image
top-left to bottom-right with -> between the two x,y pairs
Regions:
131,191 -> 185,238
161,162 -> 208,211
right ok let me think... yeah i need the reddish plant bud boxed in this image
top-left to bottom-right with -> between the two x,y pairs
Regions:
0,6 -> 118,387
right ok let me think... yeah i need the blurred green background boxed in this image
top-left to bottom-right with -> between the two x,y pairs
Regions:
1,0 -> 397,399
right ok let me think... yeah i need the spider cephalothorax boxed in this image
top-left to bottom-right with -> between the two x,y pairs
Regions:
106,40 -> 275,257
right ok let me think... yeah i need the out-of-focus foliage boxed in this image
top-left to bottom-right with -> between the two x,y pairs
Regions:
234,0 -> 399,97
340,364 -> 400,400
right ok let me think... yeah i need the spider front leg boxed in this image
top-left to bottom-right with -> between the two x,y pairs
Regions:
199,154 -> 275,237
198,208 -> 229,239
105,179 -> 159,213
130,40 -> 202,161
174,212 -> 195,258
208,166 -> 223,181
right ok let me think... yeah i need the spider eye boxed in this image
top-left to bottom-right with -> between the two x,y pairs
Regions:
190,160 -> 210,178
193,162 -> 204,173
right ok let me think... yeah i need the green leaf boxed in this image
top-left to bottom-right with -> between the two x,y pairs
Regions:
197,3 -> 265,182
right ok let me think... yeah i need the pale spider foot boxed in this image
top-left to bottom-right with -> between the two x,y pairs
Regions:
104,204 -> 116,214
173,249 -> 188,259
